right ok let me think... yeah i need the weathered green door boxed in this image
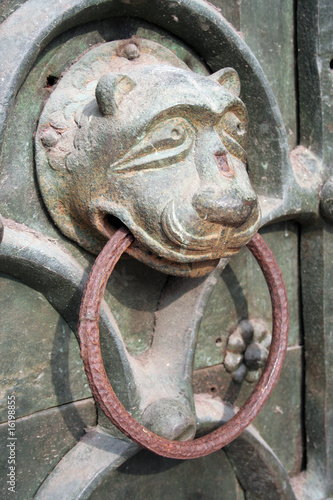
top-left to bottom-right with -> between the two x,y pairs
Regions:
0,0 -> 332,499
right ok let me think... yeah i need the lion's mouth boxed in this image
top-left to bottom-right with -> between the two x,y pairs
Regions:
91,199 -> 261,277
161,199 -> 261,255
98,203 -> 260,258
103,213 -> 123,234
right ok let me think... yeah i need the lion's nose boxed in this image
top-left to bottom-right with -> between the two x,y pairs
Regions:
192,186 -> 257,227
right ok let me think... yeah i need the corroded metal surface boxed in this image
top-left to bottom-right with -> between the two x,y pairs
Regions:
35,427 -> 139,500
224,318 -> 271,384
78,229 -> 289,459
320,176 -> 333,221
0,218 -> 138,411
35,38 -> 261,278
33,404 -> 296,500
0,0 -> 330,495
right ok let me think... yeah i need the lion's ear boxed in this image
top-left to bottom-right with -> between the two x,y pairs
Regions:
95,73 -> 136,115
209,68 -> 240,96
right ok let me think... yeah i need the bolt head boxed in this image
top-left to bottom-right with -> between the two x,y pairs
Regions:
244,342 -> 268,370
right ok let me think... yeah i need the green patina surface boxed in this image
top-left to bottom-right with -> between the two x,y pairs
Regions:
211,0 -> 296,151
0,399 -> 96,500
0,275 -> 92,422
0,0 -> 27,23
196,220 -> 300,371
0,0 -> 331,497
33,37 -> 259,277
0,5 -> 300,494
89,447 -> 245,500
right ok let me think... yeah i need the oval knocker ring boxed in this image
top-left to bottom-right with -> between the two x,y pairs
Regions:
78,227 -> 289,459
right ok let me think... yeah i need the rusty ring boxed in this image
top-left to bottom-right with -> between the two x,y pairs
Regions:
78,228 -> 289,459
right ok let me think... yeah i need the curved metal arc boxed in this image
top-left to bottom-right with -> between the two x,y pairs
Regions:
194,397 -> 296,499
0,219 -> 137,406
34,416 -> 296,500
226,425 -> 297,500
78,230 -> 289,459
34,427 -> 140,500
0,0 -> 260,139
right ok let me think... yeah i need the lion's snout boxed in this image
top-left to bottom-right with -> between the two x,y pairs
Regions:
192,186 -> 258,227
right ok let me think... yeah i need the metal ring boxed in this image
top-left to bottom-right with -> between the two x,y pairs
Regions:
78,227 -> 289,459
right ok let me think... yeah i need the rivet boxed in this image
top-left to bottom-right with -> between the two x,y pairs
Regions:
41,128 -> 60,148
124,43 -> 140,60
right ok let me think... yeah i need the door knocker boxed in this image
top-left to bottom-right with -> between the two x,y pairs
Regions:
78,227 -> 288,459
35,38 -> 289,458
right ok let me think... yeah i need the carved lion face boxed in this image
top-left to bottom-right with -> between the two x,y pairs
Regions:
36,41 -> 261,277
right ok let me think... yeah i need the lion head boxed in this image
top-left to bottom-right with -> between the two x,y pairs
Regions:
36,39 -> 260,277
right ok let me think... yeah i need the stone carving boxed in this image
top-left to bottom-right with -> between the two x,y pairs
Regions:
35,38 -> 261,277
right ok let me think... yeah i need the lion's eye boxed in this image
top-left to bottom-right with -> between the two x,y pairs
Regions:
218,109 -> 247,162
111,118 -> 194,173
